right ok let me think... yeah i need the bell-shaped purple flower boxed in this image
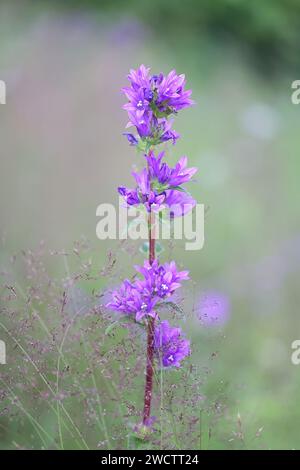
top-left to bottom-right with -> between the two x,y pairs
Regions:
123,86 -> 152,116
123,133 -> 138,146
106,279 -> 158,322
122,65 -> 193,147
155,69 -> 194,112
157,119 -> 180,145
135,260 -> 189,299
146,151 -> 197,188
118,167 -> 167,213
118,150 -> 197,217
125,64 -> 152,92
118,186 -> 140,205
106,279 -> 139,316
154,320 -> 190,368
106,260 -> 189,323
126,110 -> 152,138
164,190 -> 196,217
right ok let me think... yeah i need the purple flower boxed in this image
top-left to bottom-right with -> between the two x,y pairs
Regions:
198,292 -> 230,327
132,168 -> 150,194
125,112 -> 179,146
122,65 -> 193,147
118,181 -> 195,216
134,416 -> 157,437
118,167 -> 166,212
125,64 -> 152,92
109,63 -> 197,426
118,151 -> 197,216
123,86 -> 152,116
123,65 -> 193,117
117,186 -> 140,205
164,190 -> 196,217
106,279 -> 158,322
106,279 -> 138,316
135,260 -> 189,299
118,185 -> 166,213
146,151 -> 197,189
123,133 -> 138,146
106,260 -> 189,322
126,110 -> 152,138
154,320 -> 190,368
155,69 -> 194,113
157,119 -> 180,145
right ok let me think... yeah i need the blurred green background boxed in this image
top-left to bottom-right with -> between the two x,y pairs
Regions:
0,0 -> 300,450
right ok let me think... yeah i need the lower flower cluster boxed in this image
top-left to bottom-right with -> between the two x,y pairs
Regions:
154,320 -> 190,368
107,259 -> 190,368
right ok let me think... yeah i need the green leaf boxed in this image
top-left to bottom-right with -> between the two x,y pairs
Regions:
139,241 -> 164,255
137,139 -> 147,153
169,185 -> 187,193
139,241 -> 149,255
155,241 -> 164,254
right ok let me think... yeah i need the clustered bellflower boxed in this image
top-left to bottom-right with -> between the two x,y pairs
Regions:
107,65 -> 196,429
118,150 -> 197,216
122,65 -> 193,148
154,320 -> 191,368
107,260 -> 189,323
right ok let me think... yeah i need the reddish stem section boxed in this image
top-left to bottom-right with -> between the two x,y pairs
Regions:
142,210 -> 156,425
149,212 -> 156,265
143,316 -> 155,424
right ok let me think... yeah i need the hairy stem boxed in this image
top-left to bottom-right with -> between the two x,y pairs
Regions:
142,208 -> 156,425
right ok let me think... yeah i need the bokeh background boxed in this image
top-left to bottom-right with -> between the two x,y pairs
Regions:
1,0 -> 300,449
